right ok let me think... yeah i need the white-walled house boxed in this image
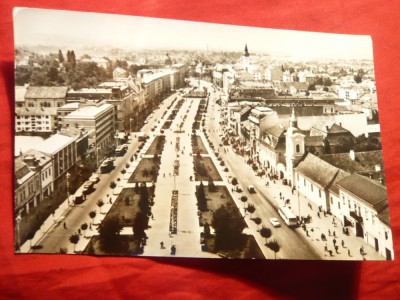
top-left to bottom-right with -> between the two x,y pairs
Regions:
336,174 -> 393,260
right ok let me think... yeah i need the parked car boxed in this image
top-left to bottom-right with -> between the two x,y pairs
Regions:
269,217 -> 281,228
90,174 -> 100,183
247,185 -> 255,193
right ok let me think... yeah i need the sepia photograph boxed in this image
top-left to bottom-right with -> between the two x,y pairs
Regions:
13,7 -> 393,260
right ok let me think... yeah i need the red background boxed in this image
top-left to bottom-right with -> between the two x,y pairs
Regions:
1,1 -> 399,299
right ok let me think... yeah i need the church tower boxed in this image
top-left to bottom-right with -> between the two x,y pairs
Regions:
285,107 -> 305,187
241,44 -> 250,71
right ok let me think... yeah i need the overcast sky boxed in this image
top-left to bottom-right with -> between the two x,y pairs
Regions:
14,8 -> 374,60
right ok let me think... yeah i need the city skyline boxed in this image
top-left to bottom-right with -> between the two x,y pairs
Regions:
14,8 -> 374,60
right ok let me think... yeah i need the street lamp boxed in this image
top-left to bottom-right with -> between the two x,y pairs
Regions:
297,188 -> 301,219
96,146 -> 100,174
66,172 -> 71,206
15,213 -> 21,252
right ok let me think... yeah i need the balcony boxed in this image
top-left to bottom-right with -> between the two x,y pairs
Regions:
350,211 -> 363,223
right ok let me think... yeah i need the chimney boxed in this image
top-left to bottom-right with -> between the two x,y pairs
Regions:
349,150 -> 355,161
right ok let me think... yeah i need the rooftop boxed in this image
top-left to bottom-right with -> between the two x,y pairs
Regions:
25,86 -> 69,99
337,173 -> 387,211
295,153 -> 341,189
64,104 -> 113,120
33,134 -> 75,155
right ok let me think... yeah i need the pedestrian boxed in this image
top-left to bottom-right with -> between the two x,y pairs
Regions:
341,240 -> 345,248
78,229 -> 81,235
324,244 -> 328,252
335,245 -> 339,254
160,241 -> 164,249
109,197 -> 112,204
333,238 -> 337,245
328,229 -> 331,236
348,249 -> 351,257
333,231 -> 336,237
63,222 -> 67,229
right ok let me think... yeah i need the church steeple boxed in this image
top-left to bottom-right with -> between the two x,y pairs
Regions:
244,44 -> 249,57
289,106 -> 298,128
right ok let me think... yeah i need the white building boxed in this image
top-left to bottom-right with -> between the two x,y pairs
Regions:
337,174 -> 393,260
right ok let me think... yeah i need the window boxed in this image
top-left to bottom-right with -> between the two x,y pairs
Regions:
338,202 -> 340,209
319,190 -> 322,198
330,197 -> 333,204
311,184 -> 313,192
304,178 -> 306,186
296,144 -> 300,153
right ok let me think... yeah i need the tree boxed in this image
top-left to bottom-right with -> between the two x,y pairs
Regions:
208,178 -> 216,192
26,231 -> 35,248
97,199 -> 104,214
70,50 -> 76,68
196,181 -> 207,211
203,222 -> 211,238
354,74 -> 362,83
252,217 -> 262,231
212,204 -> 246,251
47,66 -> 59,82
138,184 -> 149,215
133,212 -> 148,240
260,226 -> 272,244
240,195 -> 248,214
231,177 -> 238,186
110,181 -> 116,193
98,216 -> 123,251
266,239 -> 281,259
69,233 -> 80,252
89,210 -> 97,225
246,204 -> 256,218
58,49 -> 64,63
81,223 -> 88,237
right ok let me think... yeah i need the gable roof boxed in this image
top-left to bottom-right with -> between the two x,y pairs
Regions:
320,150 -> 384,181
295,153 -> 341,189
328,170 -> 350,195
264,125 -> 284,138
336,173 -> 387,211
25,86 -> 69,99
305,135 -> 324,147
328,123 -> 352,135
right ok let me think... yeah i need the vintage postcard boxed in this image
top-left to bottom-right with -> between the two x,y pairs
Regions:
13,7 -> 393,260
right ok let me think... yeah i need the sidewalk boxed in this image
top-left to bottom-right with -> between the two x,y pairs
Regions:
262,177 -> 384,260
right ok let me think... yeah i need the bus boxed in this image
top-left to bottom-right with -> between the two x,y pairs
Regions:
278,205 -> 298,227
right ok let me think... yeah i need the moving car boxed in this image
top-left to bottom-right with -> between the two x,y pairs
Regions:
269,217 -> 281,228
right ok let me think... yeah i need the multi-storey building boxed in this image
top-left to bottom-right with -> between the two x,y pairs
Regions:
15,86 -> 69,132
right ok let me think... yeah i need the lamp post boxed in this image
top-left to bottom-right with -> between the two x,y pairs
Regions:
16,213 -> 21,252
297,188 -> 300,219
130,118 -> 133,136
66,172 -> 71,206
96,146 -> 100,174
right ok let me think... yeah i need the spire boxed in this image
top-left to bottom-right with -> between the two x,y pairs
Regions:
289,106 -> 298,128
244,44 -> 249,57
